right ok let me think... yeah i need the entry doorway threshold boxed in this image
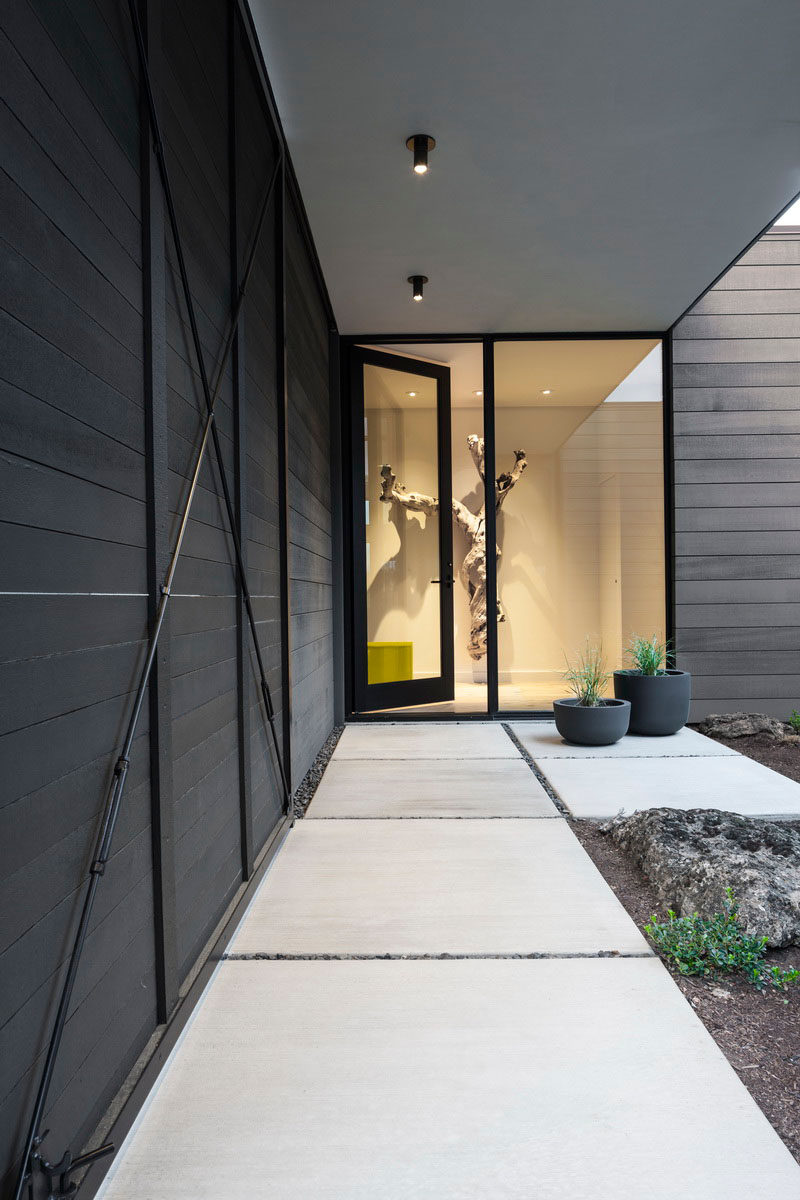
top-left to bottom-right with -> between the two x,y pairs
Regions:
357,680 -> 560,718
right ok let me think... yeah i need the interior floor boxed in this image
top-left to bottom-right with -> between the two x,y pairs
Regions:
362,679 -> 561,716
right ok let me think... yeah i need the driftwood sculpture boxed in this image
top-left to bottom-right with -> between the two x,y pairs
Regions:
379,435 -> 527,661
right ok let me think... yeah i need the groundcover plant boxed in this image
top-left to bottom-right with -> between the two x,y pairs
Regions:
645,890 -> 799,992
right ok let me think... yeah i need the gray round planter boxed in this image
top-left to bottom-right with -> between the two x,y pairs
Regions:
613,669 -> 691,736
553,697 -> 631,746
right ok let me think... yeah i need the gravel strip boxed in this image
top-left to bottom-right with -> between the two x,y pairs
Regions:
222,950 -> 651,961
293,725 -> 344,818
501,722 -> 570,815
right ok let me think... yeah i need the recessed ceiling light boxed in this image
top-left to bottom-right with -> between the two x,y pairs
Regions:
473,390 -> 483,397
542,389 -> 552,395
406,391 -> 417,398
408,274 -> 428,302
406,134 -> 436,174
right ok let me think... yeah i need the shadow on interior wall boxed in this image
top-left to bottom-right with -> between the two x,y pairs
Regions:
368,476 -> 490,665
366,502 -> 435,628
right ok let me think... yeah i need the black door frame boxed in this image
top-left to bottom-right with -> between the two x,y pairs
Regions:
350,346 -> 455,711
341,331 -> 670,721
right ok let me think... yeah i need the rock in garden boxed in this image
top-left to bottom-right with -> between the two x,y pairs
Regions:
695,712 -> 789,740
604,808 -> 800,948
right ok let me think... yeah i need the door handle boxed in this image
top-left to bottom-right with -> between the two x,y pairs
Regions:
430,576 -> 453,585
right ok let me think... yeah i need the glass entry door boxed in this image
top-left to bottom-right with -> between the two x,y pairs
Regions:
351,347 -> 454,711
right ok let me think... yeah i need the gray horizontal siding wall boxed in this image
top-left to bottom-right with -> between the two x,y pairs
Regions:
672,226 -> 800,718
0,1 -> 336,1194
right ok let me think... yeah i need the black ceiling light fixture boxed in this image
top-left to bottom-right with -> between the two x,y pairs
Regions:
406,133 -> 435,174
408,274 -> 428,302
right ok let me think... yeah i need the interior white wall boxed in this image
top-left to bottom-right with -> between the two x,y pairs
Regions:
495,401 -> 665,688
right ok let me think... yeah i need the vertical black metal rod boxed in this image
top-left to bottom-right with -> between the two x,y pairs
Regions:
661,333 -> 676,654
128,0 -> 291,811
275,160 -> 293,790
229,8 -> 254,880
140,0 -> 177,1024
11,86 -> 284,1200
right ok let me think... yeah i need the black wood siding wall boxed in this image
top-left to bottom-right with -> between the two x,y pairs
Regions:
672,226 -> 800,718
0,1 -> 337,1194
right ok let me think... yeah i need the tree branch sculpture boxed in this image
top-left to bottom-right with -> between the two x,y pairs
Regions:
379,436 -> 527,661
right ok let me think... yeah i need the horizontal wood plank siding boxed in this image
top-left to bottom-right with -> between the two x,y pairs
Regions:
0,0 -> 157,1186
672,226 -> 800,718
0,0 -> 336,1194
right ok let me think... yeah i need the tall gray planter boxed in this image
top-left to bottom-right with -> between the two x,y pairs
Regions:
613,669 -> 691,736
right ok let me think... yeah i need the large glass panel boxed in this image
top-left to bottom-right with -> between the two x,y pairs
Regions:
494,340 -> 665,710
363,363 -> 441,684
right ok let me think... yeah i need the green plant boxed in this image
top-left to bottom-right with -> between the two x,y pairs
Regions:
789,709 -> 800,732
563,641 -> 609,707
626,633 -> 672,676
645,889 -> 799,992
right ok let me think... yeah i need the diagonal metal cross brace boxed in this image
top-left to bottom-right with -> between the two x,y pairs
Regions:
128,0 -> 291,808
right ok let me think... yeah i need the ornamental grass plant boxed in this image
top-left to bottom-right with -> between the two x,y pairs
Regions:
626,633 -> 672,676
563,641 -> 609,707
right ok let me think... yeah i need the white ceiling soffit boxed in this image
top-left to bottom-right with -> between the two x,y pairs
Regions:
249,0 -> 800,335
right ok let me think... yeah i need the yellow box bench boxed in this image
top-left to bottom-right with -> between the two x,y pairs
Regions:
367,641 -> 413,685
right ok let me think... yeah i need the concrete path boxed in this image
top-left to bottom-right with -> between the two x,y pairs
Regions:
307,756 -> 556,817
510,722 -> 800,819
228,821 -> 649,956
334,722 -> 519,758
98,723 -> 800,1199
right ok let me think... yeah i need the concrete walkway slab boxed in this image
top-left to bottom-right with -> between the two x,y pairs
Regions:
99,959 -> 800,1200
306,757 -> 558,818
229,820 -> 649,955
510,722 -> 736,759
93,723 -> 800,1198
335,722 -> 520,759
543,753 -> 800,819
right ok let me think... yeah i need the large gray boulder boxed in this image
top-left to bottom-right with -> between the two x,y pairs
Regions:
605,808 -> 800,947
695,712 -> 791,740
